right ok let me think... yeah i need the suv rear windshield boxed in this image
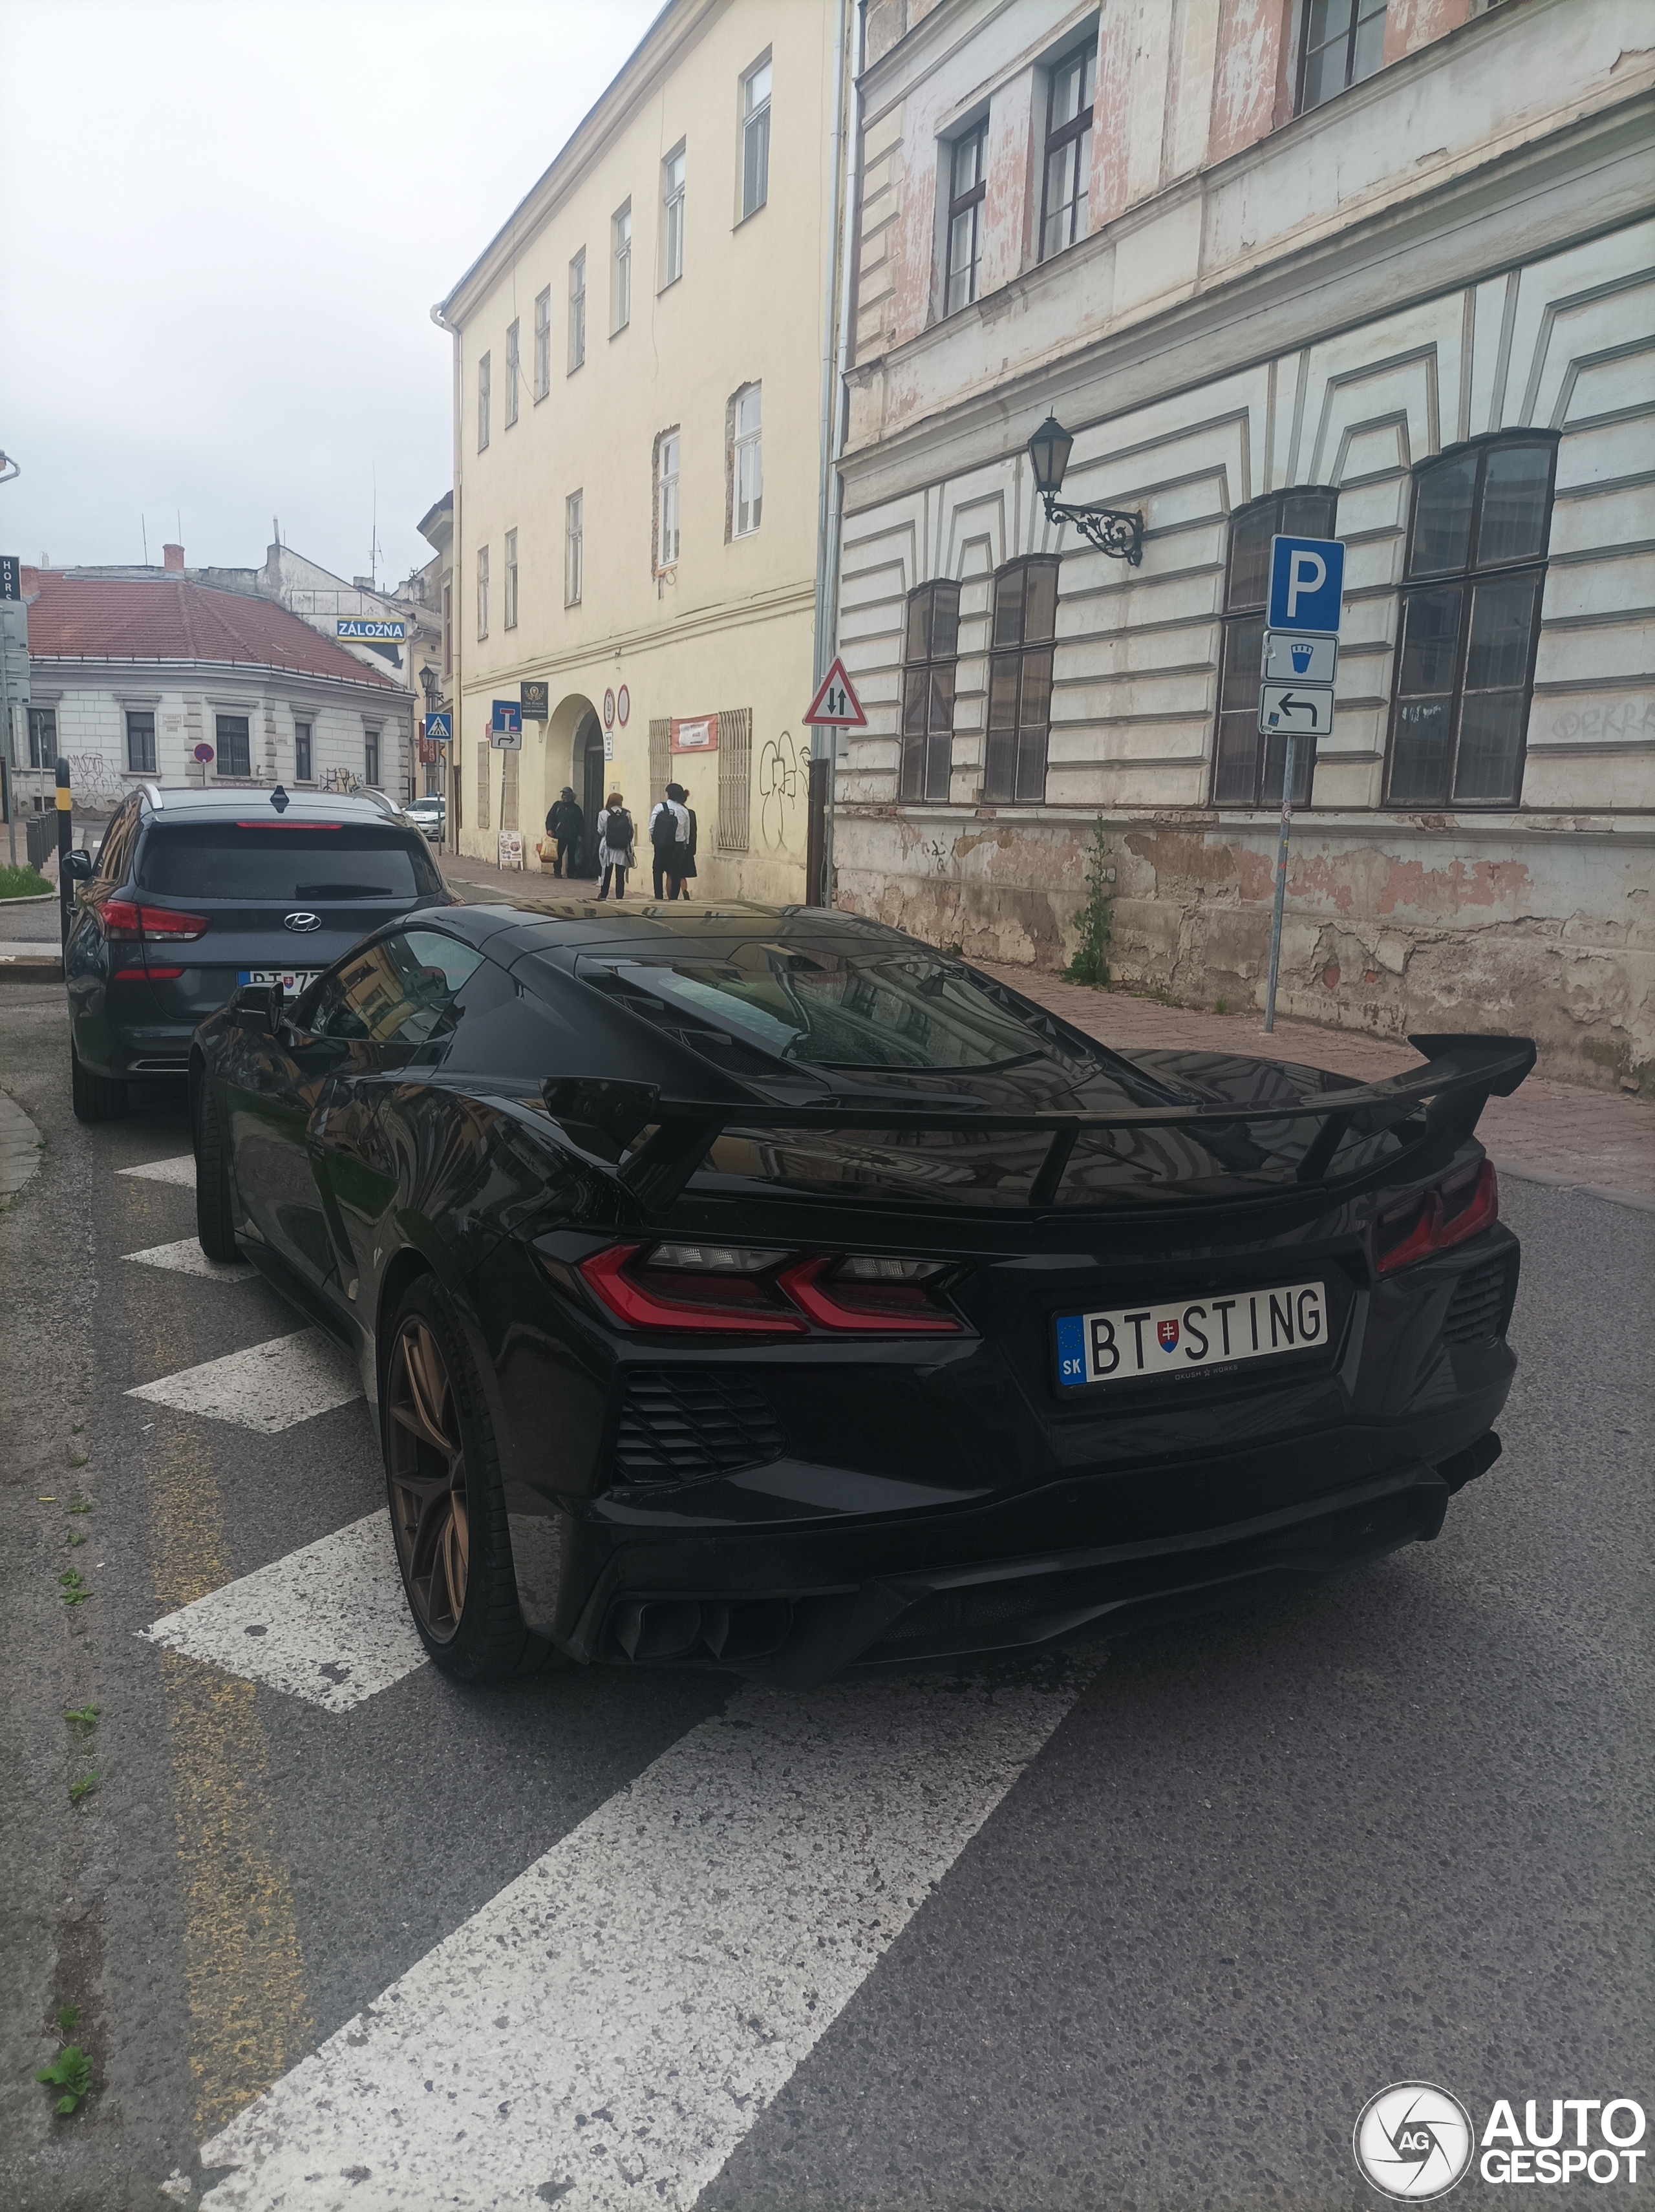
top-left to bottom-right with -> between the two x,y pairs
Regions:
136,822 -> 441,902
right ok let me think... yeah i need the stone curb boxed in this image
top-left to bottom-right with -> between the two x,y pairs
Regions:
0,1089 -> 43,1203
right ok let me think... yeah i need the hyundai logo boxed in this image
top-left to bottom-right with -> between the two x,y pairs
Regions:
283,911 -> 322,933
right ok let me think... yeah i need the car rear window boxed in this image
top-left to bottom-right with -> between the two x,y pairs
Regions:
136,823 -> 441,902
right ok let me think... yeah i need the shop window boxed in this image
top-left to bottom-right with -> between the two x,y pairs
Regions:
1212,487 -> 1338,807
1385,434 -> 1555,809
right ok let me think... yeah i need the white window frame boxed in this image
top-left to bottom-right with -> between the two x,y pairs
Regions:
740,54 -> 771,220
655,429 -> 681,573
477,350 -> 491,451
294,717 -> 313,782
661,143 -> 686,288
505,319 -> 520,427
612,203 -> 632,334
732,383 -> 762,538
476,544 -> 489,639
568,250 -> 586,371
566,491 -> 583,607
504,527 -> 518,630
363,725 -> 381,787
533,286 -> 551,401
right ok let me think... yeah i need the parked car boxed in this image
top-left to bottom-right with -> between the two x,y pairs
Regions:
405,794 -> 446,843
189,897 -> 1532,1688
65,783 -> 451,1122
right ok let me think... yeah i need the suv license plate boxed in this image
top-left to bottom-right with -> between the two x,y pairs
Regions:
1056,1280 -> 1328,1389
237,968 -> 321,992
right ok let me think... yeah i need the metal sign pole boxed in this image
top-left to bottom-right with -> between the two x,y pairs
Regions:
1,646 -> 13,869
1262,729 -> 1297,1034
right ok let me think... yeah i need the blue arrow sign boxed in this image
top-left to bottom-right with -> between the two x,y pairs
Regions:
1267,535 -> 1345,634
423,712 -> 451,743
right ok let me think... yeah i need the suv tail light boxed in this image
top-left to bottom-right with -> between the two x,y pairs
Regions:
577,1244 -> 962,1337
96,898 -> 207,983
1376,1160 -> 1499,1275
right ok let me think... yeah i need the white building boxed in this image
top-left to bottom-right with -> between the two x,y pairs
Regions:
15,548 -> 414,816
831,0 -> 1654,1090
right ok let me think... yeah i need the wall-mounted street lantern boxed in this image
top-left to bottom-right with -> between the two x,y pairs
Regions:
1027,413 -> 1144,566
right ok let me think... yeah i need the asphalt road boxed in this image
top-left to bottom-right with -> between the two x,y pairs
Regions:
1,979 -> 1649,2212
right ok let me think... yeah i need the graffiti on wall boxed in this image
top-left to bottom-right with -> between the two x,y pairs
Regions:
66,753 -> 119,803
319,766 -> 363,794
1549,697 -> 1652,743
758,728 -> 800,849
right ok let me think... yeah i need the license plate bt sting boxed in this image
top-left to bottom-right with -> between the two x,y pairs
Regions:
1056,1279 -> 1327,1389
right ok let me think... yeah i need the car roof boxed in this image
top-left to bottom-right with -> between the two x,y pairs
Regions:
135,785 -> 411,827
430,897 -> 916,963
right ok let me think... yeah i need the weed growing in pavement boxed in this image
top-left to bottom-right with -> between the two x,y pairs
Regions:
1065,816 -> 1114,988
67,1499 -> 91,1515
64,1707 -> 98,1730
1215,997 -> 1229,1015
35,2043 -> 93,2116
67,1774 -> 99,1805
55,2006 -> 81,2038
66,1454 -> 89,1469
59,1570 -> 90,1606
65,1531 -> 87,1547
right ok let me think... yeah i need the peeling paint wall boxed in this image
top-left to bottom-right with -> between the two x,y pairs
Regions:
835,0 -> 1655,1092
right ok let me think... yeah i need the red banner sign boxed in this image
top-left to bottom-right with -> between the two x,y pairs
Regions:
670,714 -> 718,753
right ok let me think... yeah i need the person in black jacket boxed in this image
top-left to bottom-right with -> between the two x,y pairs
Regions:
544,787 -> 584,877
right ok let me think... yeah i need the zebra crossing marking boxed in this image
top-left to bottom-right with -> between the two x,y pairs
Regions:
127,1329 -> 364,1434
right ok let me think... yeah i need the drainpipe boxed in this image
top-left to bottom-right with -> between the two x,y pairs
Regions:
809,0 -> 854,906
430,301 -> 461,862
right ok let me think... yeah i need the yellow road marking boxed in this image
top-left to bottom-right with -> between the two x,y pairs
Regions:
144,1336 -> 312,2135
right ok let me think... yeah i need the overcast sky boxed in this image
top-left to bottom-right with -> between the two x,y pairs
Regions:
0,0 -> 659,586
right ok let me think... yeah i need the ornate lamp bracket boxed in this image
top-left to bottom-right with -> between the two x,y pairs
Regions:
1039,489 -> 1145,566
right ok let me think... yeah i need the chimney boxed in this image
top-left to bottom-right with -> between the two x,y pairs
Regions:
163,543 -> 185,572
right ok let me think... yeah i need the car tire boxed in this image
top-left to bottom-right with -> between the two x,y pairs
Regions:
70,1036 -> 127,1124
382,1275 -> 556,1684
193,1076 -> 239,1262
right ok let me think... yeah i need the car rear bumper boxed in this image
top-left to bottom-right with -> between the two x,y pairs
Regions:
520,1425 -> 1502,1687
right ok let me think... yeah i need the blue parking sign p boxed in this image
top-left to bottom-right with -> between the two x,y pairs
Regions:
1267,535 -> 1345,634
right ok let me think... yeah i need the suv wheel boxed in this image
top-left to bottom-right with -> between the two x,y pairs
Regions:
70,1036 -> 127,1124
193,1074 -> 239,1262
383,1277 -> 556,1683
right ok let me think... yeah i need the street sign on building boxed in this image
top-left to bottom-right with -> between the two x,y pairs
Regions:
1258,683 -> 1336,738
0,555 -> 20,601
336,618 -> 407,641
520,681 -> 548,721
804,656 -> 866,728
671,714 -> 717,752
1266,535 -> 1345,633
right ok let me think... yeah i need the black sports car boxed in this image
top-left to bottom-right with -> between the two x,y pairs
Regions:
190,897 -> 1532,1687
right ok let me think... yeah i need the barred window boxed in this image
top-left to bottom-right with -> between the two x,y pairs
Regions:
1385,434 -> 1555,809
900,581 -> 961,803
1212,487 -> 1338,807
718,707 -> 753,851
983,558 -> 1058,803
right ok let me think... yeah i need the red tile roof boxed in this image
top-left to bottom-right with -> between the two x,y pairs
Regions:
20,568 -> 404,690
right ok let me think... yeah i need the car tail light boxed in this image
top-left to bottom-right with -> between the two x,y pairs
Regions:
134,904 -> 208,942
577,1242 -> 961,1337
96,899 -> 143,941
578,1244 -> 806,1335
96,899 -> 206,977
776,1255 -> 960,1334
1376,1160 -> 1499,1275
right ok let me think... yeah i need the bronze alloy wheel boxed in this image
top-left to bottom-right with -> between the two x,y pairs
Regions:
387,1316 -> 471,1643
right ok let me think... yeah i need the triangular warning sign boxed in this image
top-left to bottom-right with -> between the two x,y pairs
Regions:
803,655 -> 867,728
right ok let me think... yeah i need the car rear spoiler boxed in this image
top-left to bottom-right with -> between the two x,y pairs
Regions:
541,1033 -> 1535,1213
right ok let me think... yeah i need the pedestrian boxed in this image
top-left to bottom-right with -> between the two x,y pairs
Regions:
544,786 -> 585,878
675,786 -> 698,899
648,781 -> 691,900
595,789 -> 634,899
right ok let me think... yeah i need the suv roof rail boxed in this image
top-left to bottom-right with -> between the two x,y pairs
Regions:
142,782 -> 164,809
362,787 -> 403,820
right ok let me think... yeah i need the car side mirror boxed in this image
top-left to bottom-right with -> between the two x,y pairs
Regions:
64,849 -> 94,882
230,982 -> 275,1030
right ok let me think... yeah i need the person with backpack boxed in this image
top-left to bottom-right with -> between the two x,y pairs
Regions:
648,781 -> 691,900
595,790 -> 634,899
544,787 -> 585,877
674,784 -> 698,899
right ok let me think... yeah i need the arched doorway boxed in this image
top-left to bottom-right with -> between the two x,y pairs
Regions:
576,712 -> 605,875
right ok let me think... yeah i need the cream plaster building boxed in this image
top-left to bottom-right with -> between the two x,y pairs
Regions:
435,0 -> 853,896
831,0 -> 1655,1089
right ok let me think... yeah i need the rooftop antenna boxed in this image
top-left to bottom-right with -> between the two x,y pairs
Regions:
371,464 -> 378,591
142,513 -> 149,563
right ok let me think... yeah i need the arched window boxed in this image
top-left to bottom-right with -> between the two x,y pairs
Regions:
1213,487 -> 1338,807
900,580 -> 961,803
1385,433 -> 1556,808
984,556 -> 1059,803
